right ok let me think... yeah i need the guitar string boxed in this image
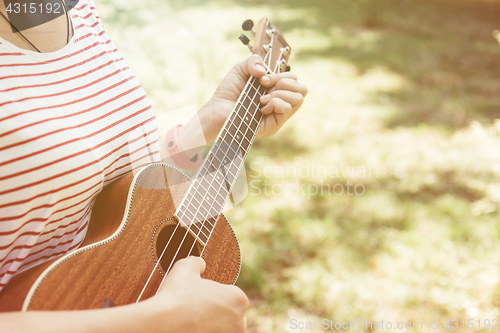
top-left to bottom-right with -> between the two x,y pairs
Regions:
171,33 -> 277,245
182,50 -> 285,272
194,48 -> 285,261
179,77 -> 264,243
173,65 -> 271,244
167,75 -> 266,238
154,34 -> 280,288
137,36 -> 282,301
136,74 -> 266,303
177,79 -> 257,222
135,77 -> 264,302
152,38 -> 283,296
168,44 -> 273,242
158,50 -> 283,285
154,76 -> 267,295
189,83 -> 266,256
135,75 -> 266,302
174,32 -> 276,233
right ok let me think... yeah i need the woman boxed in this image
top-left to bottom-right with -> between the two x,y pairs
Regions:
0,0 -> 308,331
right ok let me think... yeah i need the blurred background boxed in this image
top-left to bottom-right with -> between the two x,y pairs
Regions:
98,0 -> 500,331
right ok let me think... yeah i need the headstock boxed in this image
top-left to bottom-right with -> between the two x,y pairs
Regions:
239,17 -> 291,74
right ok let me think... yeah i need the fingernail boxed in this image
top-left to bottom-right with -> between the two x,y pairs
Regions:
256,64 -> 265,73
261,94 -> 271,103
262,76 -> 271,84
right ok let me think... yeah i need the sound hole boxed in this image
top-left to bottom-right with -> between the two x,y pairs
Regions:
155,224 -> 200,272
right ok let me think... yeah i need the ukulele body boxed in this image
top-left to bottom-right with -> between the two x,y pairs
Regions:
0,163 -> 241,311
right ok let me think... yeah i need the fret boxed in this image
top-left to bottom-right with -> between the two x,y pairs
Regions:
233,109 -> 255,135
214,144 -> 235,168
182,183 -> 226,219
226,119 -> 252,145
223,128 -> 250,151
204,156 -> 232,188
221,135 -> 241,157
243,91 -> 261,110
189,217 -> 218,245
181,200 -> 222,229
238,98 -> 257,114
201,217 -> 216,229
189,222 -> 210,240
182,204 -> 214,232
232,112 -> 243,127
248,116 -> 260,132
221,131 -> 245,153
193,189 -> 204,205
227,123 -> 238,137
193,217 -> 215,233
207,155 -> 227,180
191,214 -> 215,231
190,184 -> 222,214
241,94 -> 252,109
206,175 -> 229,199
195,178 -> 225,208
189,222 -> 211,243
237,99 -> 252,112
237,128 -> 252,144
155,18 -> 294,263
205,178 -> 229,200
220,153 -> 242,178
241,138 -> 250,152
183,206 -> 215,232
194,173 -> 229,204
180,210 -> 211,244
235,116 -> 252,135
248,84 -> 263,99
183,204 -> 195,220
210,143 -> 241,172
205,160 -> 219,176
195,204 -> 218,224
189,224 -> 209,245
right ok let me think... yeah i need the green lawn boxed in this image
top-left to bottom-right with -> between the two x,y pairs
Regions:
99,0 -> 500,331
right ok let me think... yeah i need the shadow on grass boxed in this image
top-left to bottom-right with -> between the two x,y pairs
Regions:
246,167 -> 485,270
393,169 -> 485,204
235,166 -> 490,310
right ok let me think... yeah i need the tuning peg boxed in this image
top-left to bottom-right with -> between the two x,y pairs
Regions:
242,19 -> 256,36
286,64 -> 291,72
239,34 -> 253,52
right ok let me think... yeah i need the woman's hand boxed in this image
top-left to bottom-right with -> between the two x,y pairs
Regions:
146,256 -> 248,333
199,54 -> 308,142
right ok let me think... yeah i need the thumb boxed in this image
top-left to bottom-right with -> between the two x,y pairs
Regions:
235,54 -> 267,78
158,256 -> 206,294
169,256 -> 206,277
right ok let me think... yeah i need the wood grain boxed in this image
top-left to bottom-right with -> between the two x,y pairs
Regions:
0,163 -> 240,311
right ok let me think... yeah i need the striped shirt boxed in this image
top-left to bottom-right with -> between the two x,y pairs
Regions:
0,0 -> 160,291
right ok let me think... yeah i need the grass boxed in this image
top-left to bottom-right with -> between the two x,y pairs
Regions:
98,0 -> 500,331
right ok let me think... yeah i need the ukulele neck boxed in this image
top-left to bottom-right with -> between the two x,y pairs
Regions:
173,76 -> 267,245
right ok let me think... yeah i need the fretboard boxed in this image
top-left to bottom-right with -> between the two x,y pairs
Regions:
174,76 -> 267,245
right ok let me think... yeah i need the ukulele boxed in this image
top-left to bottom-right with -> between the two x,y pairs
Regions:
0,17 -> 291,311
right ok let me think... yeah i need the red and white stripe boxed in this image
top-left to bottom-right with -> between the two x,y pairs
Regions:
0,0 -> 160,291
